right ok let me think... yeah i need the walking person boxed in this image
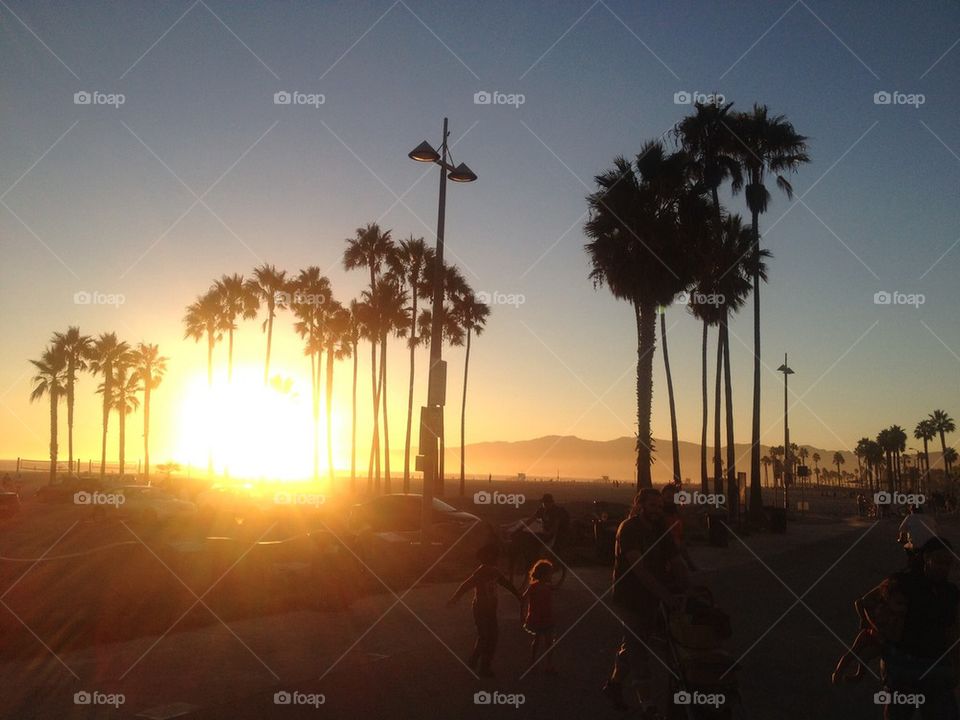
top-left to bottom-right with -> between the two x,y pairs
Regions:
602,488 -> 685,718
521,559 -> 557,674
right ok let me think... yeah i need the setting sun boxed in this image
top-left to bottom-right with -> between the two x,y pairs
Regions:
174,366 -> 346,481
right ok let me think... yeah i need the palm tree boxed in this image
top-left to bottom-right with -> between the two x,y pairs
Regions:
245,264 -> 287,384
215,273 -> 258,383
135,343 -> 167,482
29,346 -> 67,484
833,451 -> 845,485
388,236 -> 434,492
944,447 -> 958,474
88,333 -> 129,480
344,223 -> 395,489
51,327 -> 92,477
730,105 -> 809,518
812,451 -> 822,485
929,409 -> 955,478
761,455 -> 771,486
585,143 -> 700,488
106,353 -> 140,477
877,428 -> 898,493
346,300 -> 362,491
914,419 -> 935,491
290,268 -> 334,483
714,214 -> 767,507
184,289 -> 226,476
361,278 -> 408,493
451,290 -> 490,496
889,425 -> 908,490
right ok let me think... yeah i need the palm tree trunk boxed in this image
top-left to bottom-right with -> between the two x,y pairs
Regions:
326,344 -> 335,484
661,310 -> 681,484
371,339 -> 382,492
100,372 -> 110,481
713,326 -> 723,495
700,320 -> 709,495
635,301 -> 656,489
351,341 -> 358,493
310,352 -> 318,482
438,412 -> 446,497
228,327 -> 234,383
66,365 -> 75,477
119,400 -> 126,477
460,329 -> 472,496
923,438 -> 930,492
749,205 -> 763,520
264,307 -> 274,384
721,314 -> 737,517
50,391 -> 58,485
404,294 -> 417,493
939,430 -> 949,477
143,384 -> 151,483
207,332 -> 214,477
381,336 -> 391,493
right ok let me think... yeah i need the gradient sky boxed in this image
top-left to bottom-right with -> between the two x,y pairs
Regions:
1,0 -> 958,473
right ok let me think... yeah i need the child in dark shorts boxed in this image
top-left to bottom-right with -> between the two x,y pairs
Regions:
447,544 -> 521,677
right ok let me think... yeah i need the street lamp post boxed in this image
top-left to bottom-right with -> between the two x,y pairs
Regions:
777,355 -> 794,513
408,118 -> 476,552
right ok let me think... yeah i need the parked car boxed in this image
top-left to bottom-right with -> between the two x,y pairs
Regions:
35,477 -> 103,504
0,491 -> 21,519
93,485 -> 196,524
348,494 -> 493,564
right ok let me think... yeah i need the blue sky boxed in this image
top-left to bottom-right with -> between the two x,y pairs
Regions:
1,0 -> 958,467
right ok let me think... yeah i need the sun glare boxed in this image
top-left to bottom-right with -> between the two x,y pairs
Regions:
174,367 -> 345,481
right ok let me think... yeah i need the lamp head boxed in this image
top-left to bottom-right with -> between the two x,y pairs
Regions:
408,141 -> 440,163
447,162 -> 477,183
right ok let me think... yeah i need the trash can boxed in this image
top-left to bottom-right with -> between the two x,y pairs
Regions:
706,512 -> 729,547
766,506 -> 787,534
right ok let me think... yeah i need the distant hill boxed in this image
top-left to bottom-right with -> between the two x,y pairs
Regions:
443,435 -> 876,485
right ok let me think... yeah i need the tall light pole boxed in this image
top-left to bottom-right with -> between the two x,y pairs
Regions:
408,118 -> 476,550
777,354 -> 794,512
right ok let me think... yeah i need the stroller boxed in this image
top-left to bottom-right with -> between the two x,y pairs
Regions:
662,586 -> 739,719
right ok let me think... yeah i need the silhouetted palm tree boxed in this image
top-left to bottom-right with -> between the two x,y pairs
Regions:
585,143 -> 700,488
325,302 -> 351,485
89,333 -> 129,480
51,327 -> 92,476
452,290 -> 490,496
812,451 -> 822,486
388,235 -> 434,492
929,409 -> 955,478
344,223 -> 395,489
29,345 -> 67,484
291,267 -> 334,483
833,451 -> 845,485
761,455 -> 771,486
245,264 -> 287,384
346,300 -> 362,491
731,105 -> 809,517
889,425 -> 908,489
106,352 -> 140,476
135,343 -> 167,482
914,419 -> 936,490
215,273 -> 258,383
184,289 -> 225,476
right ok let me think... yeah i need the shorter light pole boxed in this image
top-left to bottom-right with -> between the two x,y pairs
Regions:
777,355 -> 794,513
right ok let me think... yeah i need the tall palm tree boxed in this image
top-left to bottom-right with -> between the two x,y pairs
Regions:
29,345 -> 67,484
344,223 -> 395,489
135,343 -> 168,483
184,289 -> 226,476
675,102 -> 741,496
929,409 -> 955,478
585,143 -> 700,488
761,455 -> 771,486
290,268 -> 334,483
388,236 -> 434,492
346,300 -> 362,492
877,428 -> 897,493
88,333 -> 129,481
730,105 -> 809,517
244,264 -> 287,384
914,419 -> 936,490
812,451 -> 822,486
215,273 -> 258,383
944,447 -> 958,474
51,327 -> 91,477
106,353 -> 140,477
713,214 -> 767,508
451,290 -> 490,496
889,425 -> 908,490
833,451 -> 845,486
361,278 -> 408,493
